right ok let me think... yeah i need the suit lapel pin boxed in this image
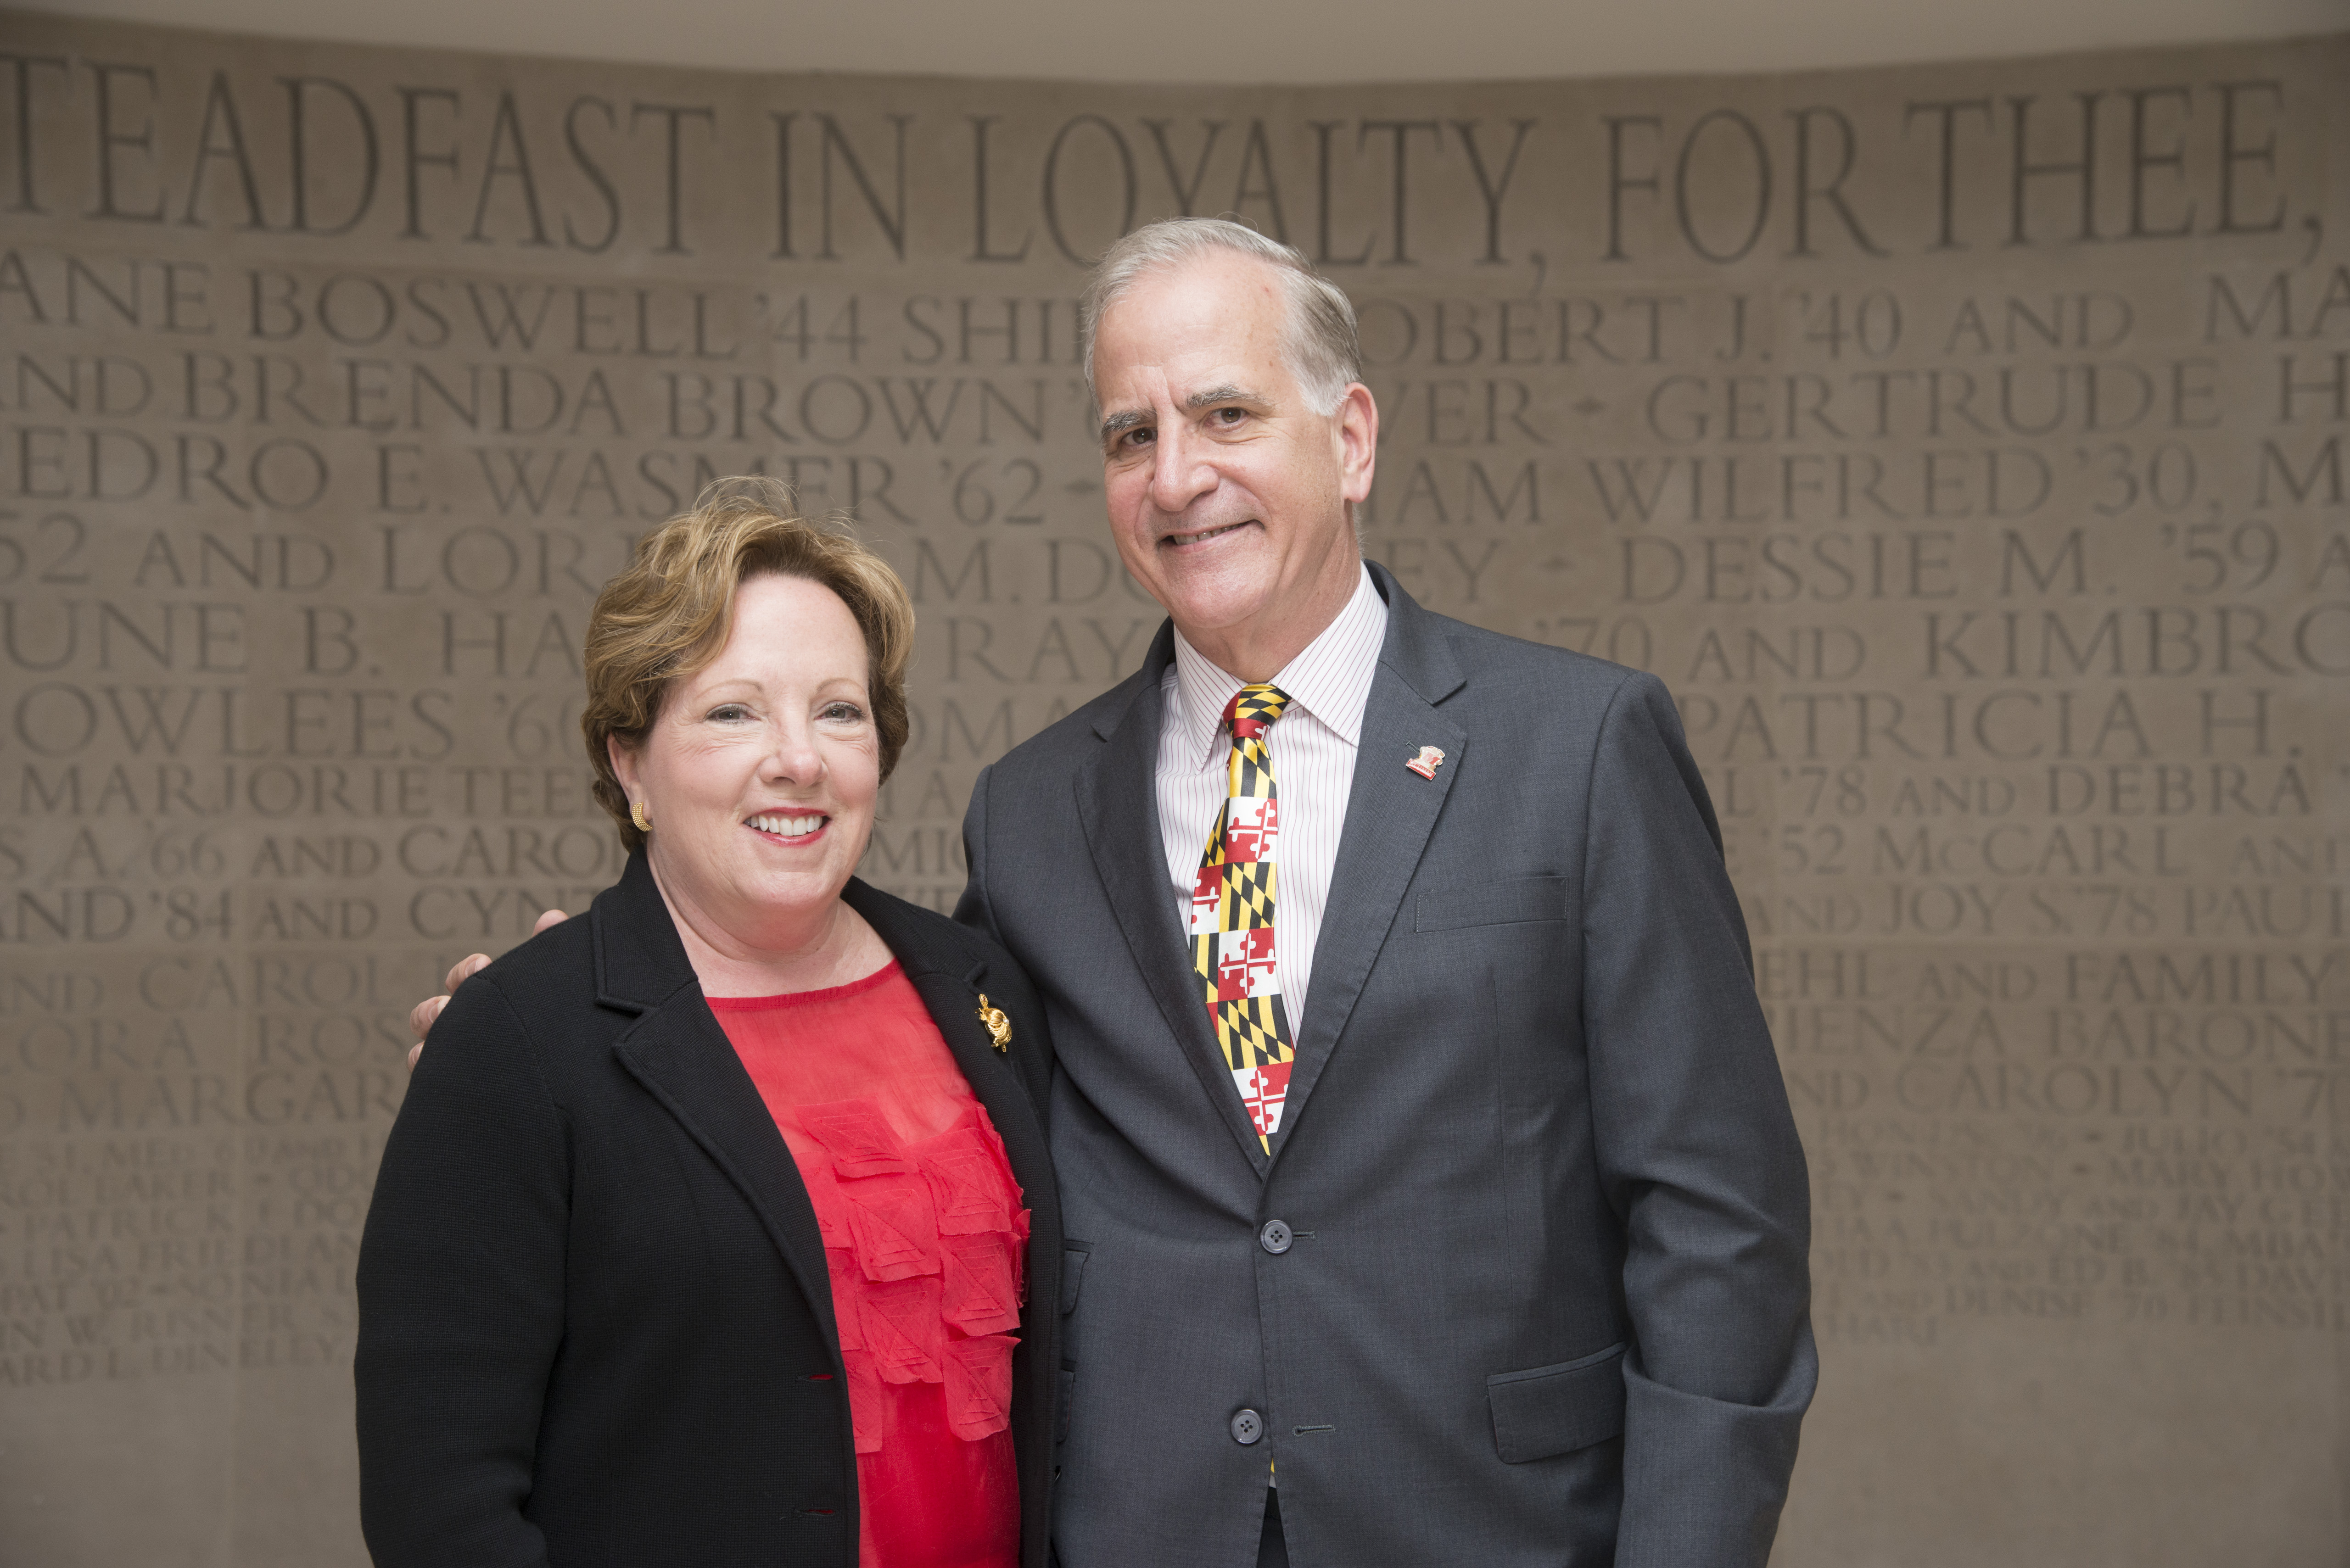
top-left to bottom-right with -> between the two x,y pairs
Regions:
1405,745 -> 1446,781
975,994 -> 1012,1052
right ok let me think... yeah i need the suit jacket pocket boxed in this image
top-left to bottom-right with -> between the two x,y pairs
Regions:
1486,1342 -> 1626,1462
1059,1242 -> 1090,1315
1417,874 -> 1573,933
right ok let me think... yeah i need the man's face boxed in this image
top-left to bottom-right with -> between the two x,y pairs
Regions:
1093,252 -> 1376,666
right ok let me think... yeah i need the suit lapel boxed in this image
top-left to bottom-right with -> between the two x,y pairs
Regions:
1272,567 -> 1466,1161
905,971 -> 1024,1126
598,862 -> 1067,1375
611,995 -> 846,1350
590,855 -> 839,1345
1075,634 -> 1273,1177
844,879 -> 1060,1239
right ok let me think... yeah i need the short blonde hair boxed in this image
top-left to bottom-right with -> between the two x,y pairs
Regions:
582,477 -> 914,852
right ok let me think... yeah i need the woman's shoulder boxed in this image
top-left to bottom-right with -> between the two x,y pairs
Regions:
477,907 -> 599,982
452,912 -> 605,1032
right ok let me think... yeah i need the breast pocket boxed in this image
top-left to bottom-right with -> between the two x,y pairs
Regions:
1486,1343 -> 1626,1463
1416,874 -> 1573,933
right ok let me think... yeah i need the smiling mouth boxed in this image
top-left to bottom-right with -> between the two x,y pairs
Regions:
1162,519 -> 1257,548
746,812 -> 827,838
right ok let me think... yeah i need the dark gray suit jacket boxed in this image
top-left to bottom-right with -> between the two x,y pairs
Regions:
956,565 -> 1814,1568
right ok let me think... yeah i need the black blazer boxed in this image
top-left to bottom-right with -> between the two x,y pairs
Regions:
356,852 -> 1061,1568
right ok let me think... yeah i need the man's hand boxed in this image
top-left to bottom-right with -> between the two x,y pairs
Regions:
407,908 -> 571,1069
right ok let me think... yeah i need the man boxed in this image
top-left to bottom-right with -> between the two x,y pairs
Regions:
419,219 -> 1814,1566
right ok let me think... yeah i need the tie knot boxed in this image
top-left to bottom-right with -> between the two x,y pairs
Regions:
1224,683 -> 1290,741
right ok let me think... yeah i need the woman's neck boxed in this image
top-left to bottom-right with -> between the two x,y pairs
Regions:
646,856 -> 893,998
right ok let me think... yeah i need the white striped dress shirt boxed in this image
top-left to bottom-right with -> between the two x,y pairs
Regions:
1155,565 -> 1389,1033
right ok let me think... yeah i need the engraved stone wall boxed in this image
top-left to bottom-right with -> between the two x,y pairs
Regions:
0,13 -> 2343,1563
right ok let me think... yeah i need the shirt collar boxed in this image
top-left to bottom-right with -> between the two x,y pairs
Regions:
1168,564 -> 1388,772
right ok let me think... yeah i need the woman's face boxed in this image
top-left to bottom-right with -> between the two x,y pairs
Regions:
612,573 -> 881,949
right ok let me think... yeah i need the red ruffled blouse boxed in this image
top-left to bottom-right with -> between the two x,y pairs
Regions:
710,962 -> 1028,1568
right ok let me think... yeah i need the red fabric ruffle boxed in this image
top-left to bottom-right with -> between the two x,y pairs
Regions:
710,967 -> 1026,1565
795,1096 -> 1029,1445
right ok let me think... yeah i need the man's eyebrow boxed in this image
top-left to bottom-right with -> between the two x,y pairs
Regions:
1099,408 -> 1150,443
1185,383 -> 1270,411
1098,385 -> 1275,444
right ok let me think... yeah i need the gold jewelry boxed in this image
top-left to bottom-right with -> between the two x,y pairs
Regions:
976,995 -> 1011,1053
630,800 -> 652,832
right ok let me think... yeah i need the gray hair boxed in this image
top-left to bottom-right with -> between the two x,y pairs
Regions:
1080,218 -> 1363,416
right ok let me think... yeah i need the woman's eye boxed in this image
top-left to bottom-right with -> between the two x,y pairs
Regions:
822,703 -> 865,722
708,704 -> 750,722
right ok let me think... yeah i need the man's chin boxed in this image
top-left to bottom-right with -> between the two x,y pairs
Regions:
1162,588 -> 1280,647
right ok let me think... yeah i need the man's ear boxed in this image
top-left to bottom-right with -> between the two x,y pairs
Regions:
1336,382 -> 1378,507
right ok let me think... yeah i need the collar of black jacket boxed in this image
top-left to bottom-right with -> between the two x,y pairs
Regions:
588,849 -> 992,1013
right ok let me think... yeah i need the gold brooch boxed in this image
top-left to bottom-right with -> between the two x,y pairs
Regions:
976,994 -> 1012,1053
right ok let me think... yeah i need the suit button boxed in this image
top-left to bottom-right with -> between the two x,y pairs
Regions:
1259,1220 -> 1293,1255
1230,1408 -> 1265,1445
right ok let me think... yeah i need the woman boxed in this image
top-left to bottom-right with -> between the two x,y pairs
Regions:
356,480 -> 1060,1568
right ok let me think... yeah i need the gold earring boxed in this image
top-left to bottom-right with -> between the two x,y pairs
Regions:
630,800 -> 652,832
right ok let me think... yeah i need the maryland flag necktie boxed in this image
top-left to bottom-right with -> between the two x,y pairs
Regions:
1190,683 -> 1296,1149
